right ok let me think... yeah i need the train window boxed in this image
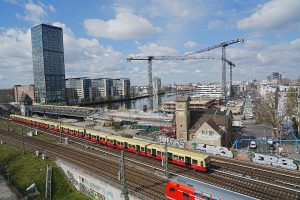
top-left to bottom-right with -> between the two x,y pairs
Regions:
203,193 -> 210,200
169,188 -> 175,193
157,151 -> 161,156
194,193 -> 202,197
147,149 -> 151,153
183,192 -> 190,199
179,156 -> 184,161
201,161 -> 203,166
117,141 -> 120,145
121,142 -> 124,146
132,145 -> 135,149
141,147 -> 145,151
192,159 -> 198,165
173,155 -> 178,160
128,144 -> 131,148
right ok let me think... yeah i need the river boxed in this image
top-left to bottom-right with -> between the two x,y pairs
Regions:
88,91 -> 198,110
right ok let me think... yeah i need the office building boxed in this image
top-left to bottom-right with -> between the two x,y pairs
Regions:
153,76 -> 161,95
91,78 -> 113,101
65,77 -> 91,102
31,24 -> 66,103
112,78 -> 130,97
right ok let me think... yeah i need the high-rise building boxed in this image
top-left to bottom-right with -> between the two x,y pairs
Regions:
31,24 -> 66,103
153,76 -> 161,94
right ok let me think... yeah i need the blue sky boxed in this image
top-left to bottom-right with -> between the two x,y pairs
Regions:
0,0 -> 300,88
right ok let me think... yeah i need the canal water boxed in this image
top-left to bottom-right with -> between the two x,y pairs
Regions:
89,91 -> 198,110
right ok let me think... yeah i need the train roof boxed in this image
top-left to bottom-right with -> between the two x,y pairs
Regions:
86,129 -> 111,137
107,135 -> 151,146
171,176 -> 255,200
167,146 -> 209,159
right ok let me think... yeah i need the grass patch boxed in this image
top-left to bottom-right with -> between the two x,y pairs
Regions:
0,144 -> 90,200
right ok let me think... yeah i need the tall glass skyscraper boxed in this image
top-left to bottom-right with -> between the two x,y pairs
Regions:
31,24 -> 66,103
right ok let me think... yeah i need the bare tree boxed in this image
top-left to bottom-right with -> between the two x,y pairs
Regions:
256,90 -> 285,138
287,86 -> 298,116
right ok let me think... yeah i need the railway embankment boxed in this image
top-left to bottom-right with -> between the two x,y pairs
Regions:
0,144 -> 90,200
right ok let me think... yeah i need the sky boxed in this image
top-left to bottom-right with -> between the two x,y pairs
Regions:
0,0 -> 300,88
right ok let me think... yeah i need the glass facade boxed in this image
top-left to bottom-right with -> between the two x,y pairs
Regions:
31,24 -> 66,103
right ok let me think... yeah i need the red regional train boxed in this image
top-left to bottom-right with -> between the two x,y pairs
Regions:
166,176 -> 255,200
10,114 -> 210,171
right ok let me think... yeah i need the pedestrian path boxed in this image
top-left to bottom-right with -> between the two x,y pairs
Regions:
0,176 -> 18,200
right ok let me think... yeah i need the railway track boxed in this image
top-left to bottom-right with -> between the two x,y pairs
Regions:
1,118 -> 300,199
210,157 -> 300,188
0,130 -> 167,200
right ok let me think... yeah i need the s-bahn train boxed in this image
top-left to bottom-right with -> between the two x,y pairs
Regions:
166,176 -> 255,200
10,114 -> 210,171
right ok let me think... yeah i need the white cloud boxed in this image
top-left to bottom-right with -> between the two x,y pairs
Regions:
227,38 -> 300,80
135,43 -> 178,56
237,0 -> 300,30
15,1 -> 56,24
84,12 -> 161,40
0,23 -> 126,87
184,41 -> 198,49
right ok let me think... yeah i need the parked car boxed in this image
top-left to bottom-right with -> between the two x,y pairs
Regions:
250,141 -> 257,149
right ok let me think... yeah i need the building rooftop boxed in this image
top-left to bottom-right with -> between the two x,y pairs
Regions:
175,95 -> 191,102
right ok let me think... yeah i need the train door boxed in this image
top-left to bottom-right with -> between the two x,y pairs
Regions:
113,139 -> 117,146
185,156 -> 191,167
124,142 -> 128,149
136,145 -> 140,152
152,148 -> 156,157
167,153 -> 172,160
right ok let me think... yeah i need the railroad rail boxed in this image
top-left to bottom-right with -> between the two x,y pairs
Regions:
1,118 -> 300,199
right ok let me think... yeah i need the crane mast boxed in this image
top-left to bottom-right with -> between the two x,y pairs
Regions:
127,55 -> 216,110
185,38 -> 243,101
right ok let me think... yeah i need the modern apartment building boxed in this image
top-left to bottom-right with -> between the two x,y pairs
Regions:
31,24 -> 66,103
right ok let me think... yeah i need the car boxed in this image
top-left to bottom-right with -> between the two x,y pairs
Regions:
250,141 -> 257,149
269,144 -> 276,151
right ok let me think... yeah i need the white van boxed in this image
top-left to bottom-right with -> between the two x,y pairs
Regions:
250,141 -> 257,149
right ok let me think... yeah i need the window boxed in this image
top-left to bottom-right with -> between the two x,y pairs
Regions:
179,156 -> 184,161
147,149 -> 151,153
117,141 -> 120,145
192,159 -> 198,165
132,145 -> 135,149
169,188 -> 175,193
183,192 -> 189,199
157,151 -> 161,156
174,155 -> 178,160
121,142 -> 123,146
195,193 -> 202,197
141,147 -> 145,151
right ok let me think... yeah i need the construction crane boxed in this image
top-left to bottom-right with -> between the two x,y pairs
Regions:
127,55 -> 216,110
224,59 -> 236,97
185,38 -> 244,101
